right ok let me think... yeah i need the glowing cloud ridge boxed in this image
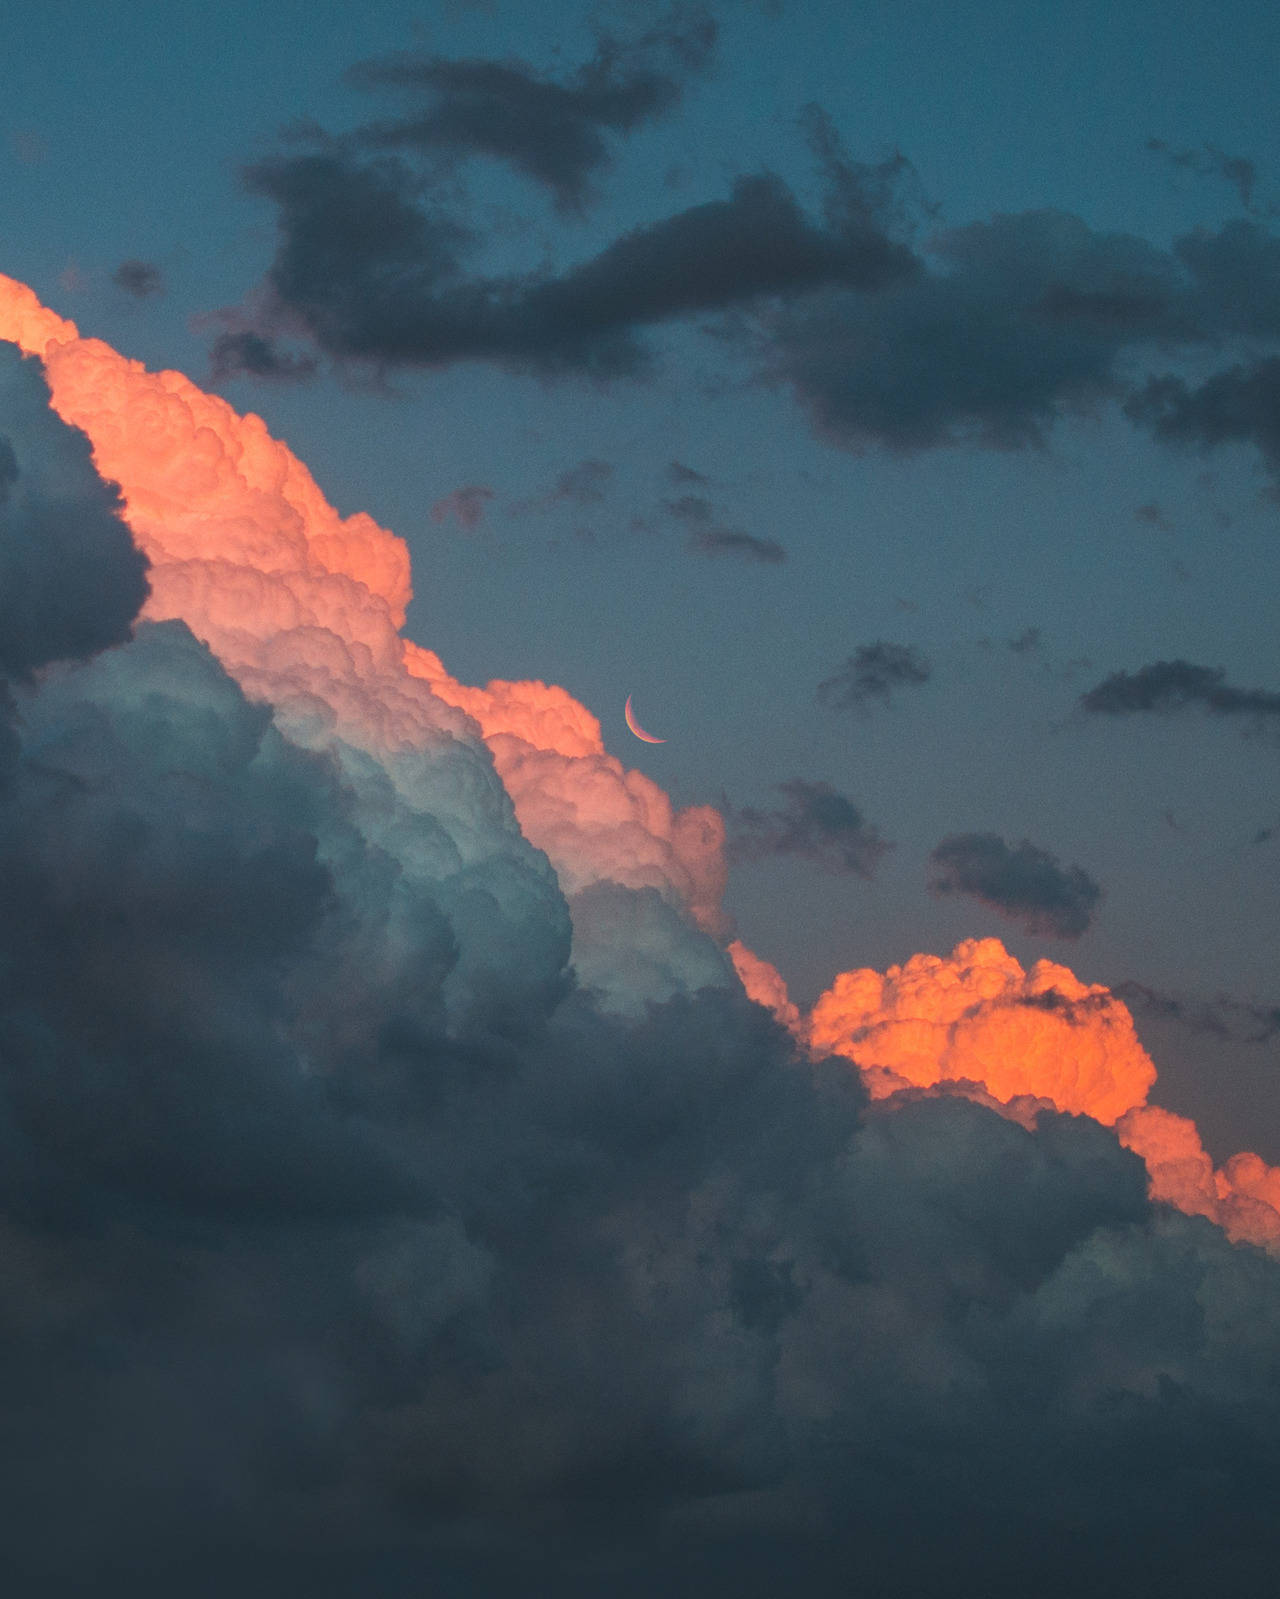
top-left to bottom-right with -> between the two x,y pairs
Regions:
3,270 -> 1278,1253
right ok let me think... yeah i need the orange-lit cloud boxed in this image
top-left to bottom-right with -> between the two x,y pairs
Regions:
5,271 -> 1278,1257
0,274 -> 728,997
802,937 -> 1280,1251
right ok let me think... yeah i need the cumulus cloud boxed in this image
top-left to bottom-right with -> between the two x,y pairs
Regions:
927,831 -> 1103,938
728,778 -> 890,875
1081,658 -> 1280,722
817,640 -> 931,710
9,276 -> 1280,1596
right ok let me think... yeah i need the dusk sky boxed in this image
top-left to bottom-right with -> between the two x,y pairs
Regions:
5,2 -> 1280,1593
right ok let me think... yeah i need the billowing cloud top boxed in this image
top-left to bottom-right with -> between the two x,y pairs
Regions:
3,273 -> 1280,1595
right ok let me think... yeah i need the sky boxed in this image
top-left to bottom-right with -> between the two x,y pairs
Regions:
4,1 -> 1280,1592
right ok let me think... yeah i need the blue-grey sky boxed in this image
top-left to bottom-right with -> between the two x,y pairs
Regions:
7,0 -> 1278,1160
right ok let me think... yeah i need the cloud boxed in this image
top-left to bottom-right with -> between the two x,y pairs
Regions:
927,831 -> 1103,938
1148,137 -> 1262,213
661,490 -> 783,560
111,258 -> 164,298
209,330 -> 317,382
10,275 -> 1280,1596
1115,980 -> 1280,1044
346,3 -> 718,213
689,526 -> 786,562
0,344 -> 149,677
1125,355 -> 1280,471
727,779 -> 890,875
430,483 -> 495,529
1134,500 -> 1172,529
666,458 -> 708,484
817,640 -> 931,710
550,457 -> 614,506
1080,658 -> 1280,721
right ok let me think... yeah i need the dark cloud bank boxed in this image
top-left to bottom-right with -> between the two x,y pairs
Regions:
928,831 -> 1103,939
221,20 -> 1280,496
6,343 -> 1280,1595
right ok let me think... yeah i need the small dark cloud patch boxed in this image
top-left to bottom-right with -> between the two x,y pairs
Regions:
1116,980 -> 1280,1044
689,527 -> 785,563
1147,138 -> 1263,214
663,491 -> 714,524
430,484 -> 495,529
1134,501 -> 1172,530
552,457 -> 613,506
1007,626 -> 1042,655
210,330 -> 317,383
817,641 -> 931,710
1080,659 -> 1280,721
1125,356 -> 1280,473
928,831 -> 1102,938
346,4 -> 718,213
727,778 -> 890,876
111,258 -> 164,299
667,459 -> 708,485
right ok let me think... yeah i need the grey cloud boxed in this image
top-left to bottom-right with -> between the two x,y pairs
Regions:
347,3 -> 717,212
689,526 -> 785,562
430,483 -> 495,529
238,118 -> 916,377
1149,137 -> 1262,213
1080,659 -> 1280,721
1125,356 -> 1280,470
111,258 -> 164,298
1116,980 -> 1280,1044
817,640 -> 931,710
928,831 -> 1103,938
727,778 -> 890,875
763,208 -> 1185,451
209,330 -> 317,383
666,458 -> 708,484
0,344 -> 149,677
552,457 -> 614,506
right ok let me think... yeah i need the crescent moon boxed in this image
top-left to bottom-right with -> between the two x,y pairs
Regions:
624,694 -> 666,744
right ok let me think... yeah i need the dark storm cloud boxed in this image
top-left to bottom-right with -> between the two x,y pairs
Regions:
12,335 -> 1280,1599
689,525 -> 785,562
1081,659 -> 1280,721
727,778 -> 890,875
817,640 -> 931,710
0,344 -> 148,677
209,330 -> 317,383
1148,137 -> 1262,213
1125,356 -> 1280,470
1116,980 -> 1280,1044
346,3 -> 717,212
928,831 -> 1103,939
430,483 -> 495,529
111,257 -> 164,298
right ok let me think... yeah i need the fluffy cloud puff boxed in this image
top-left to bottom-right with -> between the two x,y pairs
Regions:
5,290 -> 1280,1596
